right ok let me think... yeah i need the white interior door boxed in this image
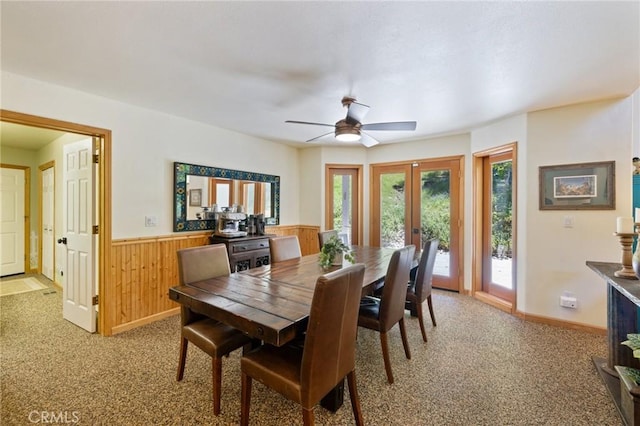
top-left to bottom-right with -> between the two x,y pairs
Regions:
0,167 -> 26,277
62,138 -> 96,332
42,166 -> 54,280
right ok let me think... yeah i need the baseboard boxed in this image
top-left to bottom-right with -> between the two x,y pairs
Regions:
514,310 -> 607,335
111,307 -> 180,335
472,290 -> 605,335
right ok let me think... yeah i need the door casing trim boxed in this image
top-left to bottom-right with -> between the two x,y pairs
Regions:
1,109 -> 112,335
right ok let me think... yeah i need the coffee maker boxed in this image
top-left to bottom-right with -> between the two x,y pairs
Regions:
214,212 -> 247,238
246,214 -> 266,235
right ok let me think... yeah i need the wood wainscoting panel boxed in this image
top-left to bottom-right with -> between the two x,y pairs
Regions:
107,225 -> 319,335
266,225 -> 320,255
108,232 -> 209,334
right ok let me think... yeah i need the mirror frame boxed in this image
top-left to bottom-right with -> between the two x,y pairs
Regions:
173,161 -> 280,232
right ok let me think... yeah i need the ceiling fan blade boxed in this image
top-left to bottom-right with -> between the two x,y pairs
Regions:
285,120 -> 335,128
306,131 -> 335,143
362,121 -> 417,131
346,101 -> 370,124
360,132 -> 379,148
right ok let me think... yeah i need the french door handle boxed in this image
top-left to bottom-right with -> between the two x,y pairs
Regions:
57,237 -> 67,245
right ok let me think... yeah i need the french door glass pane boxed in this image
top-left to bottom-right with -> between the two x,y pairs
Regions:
332,175 -> 352,236
491,160 -> 513,289
420,170 -> 450,277
380,173 -> 406,248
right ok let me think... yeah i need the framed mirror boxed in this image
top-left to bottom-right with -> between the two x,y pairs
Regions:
174,162 -> 280,232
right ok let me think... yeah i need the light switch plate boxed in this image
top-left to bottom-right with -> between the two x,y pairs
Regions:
145,216 -> 157,227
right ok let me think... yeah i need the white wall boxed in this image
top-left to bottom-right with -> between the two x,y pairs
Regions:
633,88 -> 640,156
525,98 -> 633,328
297,147 -> 323,227
1,71 -> 300,239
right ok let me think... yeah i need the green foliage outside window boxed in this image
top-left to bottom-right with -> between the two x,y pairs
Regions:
333,165 -> 512,258
492,161 -> 512,258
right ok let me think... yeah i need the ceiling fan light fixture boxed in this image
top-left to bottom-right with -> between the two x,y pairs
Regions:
335,120 -> 361,142
335,129 -> 361,142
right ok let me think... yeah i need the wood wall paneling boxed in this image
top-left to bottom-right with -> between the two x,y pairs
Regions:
107,225 -> 319,335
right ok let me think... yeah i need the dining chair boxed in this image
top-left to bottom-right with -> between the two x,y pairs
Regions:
269,235 -> 302,262
317,229 -> 338,250
406,238 -> 439,342
176,244 -> 252,416
240,264 -> 366,426
358,244 -> 415,384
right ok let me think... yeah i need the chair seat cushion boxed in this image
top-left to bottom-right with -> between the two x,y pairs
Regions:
358,296 -> 381,330
182,318 -> 251,356
241,345 -> 304,403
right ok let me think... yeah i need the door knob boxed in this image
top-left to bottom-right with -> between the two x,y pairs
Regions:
57,237 -> 67,245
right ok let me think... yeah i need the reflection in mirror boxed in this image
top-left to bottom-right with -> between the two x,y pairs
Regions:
185,177 -> 272,220
174,162 -> 280,232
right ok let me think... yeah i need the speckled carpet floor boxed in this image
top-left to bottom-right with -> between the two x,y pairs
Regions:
0,283 -> 621,425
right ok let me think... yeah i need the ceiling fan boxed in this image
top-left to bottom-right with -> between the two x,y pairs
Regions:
285,96 -> 417,147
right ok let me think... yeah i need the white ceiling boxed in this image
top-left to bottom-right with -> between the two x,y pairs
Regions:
1,1 -> 639,149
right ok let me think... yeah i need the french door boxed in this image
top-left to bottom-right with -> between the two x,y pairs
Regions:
481,151 -> 514,302
371,157 -> 462,292
325,165 -> 362,245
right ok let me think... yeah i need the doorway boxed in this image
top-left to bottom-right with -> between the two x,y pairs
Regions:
0,165 -> 28,276
472,143 -> 517,312
325,164 -> 363,245
370,156 -> 463,292
0,110 -> 112,334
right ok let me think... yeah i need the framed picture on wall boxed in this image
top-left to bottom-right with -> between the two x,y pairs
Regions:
189,188 -> 202,206
539,161 -> 615,210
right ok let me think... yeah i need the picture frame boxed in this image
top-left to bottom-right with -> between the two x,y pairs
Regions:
539,161 -> 615,210
189,188 -> 202,207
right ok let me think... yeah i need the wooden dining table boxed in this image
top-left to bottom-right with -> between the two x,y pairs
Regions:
169,245 -> 402,347
169,244 -> 414,412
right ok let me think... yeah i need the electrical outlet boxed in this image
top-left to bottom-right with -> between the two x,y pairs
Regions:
145,216 -> 157,227
563,216 -> 574,228
560,295 -> 577,309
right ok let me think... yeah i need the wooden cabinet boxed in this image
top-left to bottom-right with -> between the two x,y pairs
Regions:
210,234 -> 273,272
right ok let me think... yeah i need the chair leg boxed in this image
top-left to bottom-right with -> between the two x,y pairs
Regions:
302,407 -> 315,425
416,303 -> 428,343
399,318 -> 411,360
176,337 -> 188,381
212,356 -> 222,415
427,295 -> 437,326
240,373 -> 252,426
347,370 -> 364,426
379,332 -> 394,384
